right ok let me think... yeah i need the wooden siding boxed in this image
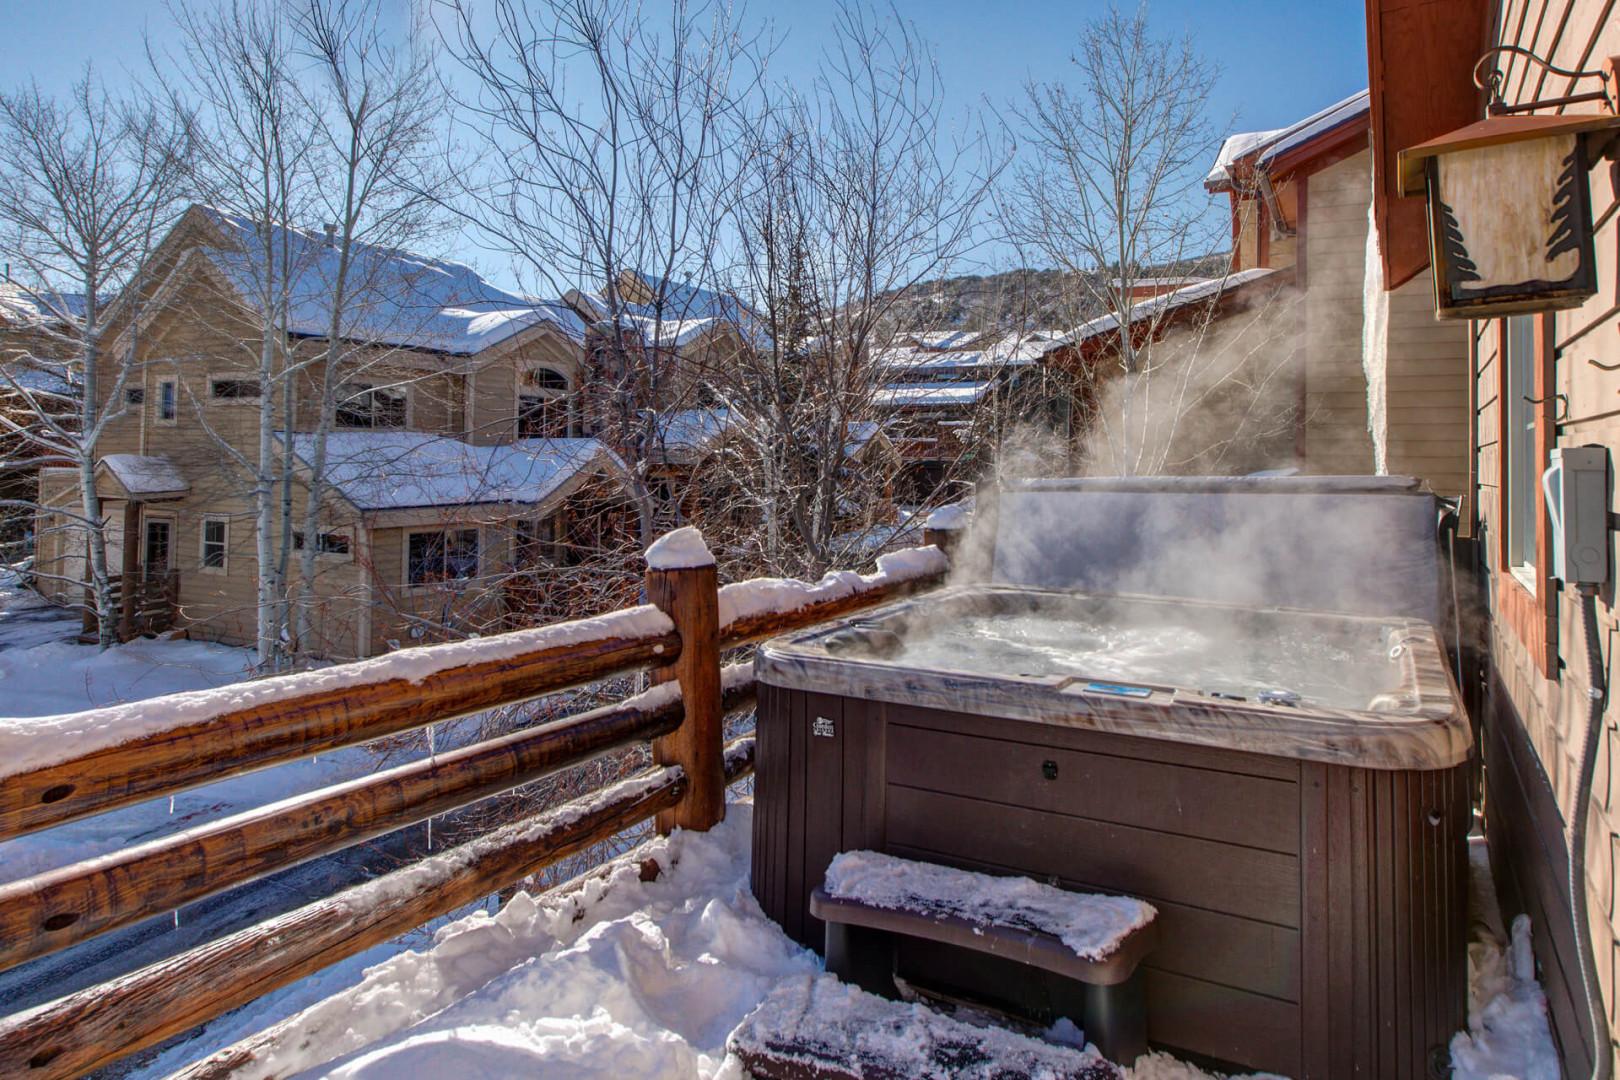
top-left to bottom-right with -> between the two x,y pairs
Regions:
1473,1 -> 1620,1074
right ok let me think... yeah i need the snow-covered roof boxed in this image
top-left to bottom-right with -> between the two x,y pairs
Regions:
101,454 -> 188,496
571,271 -> 769,350
875,330 -> 1053,374
1109,276 -> 1212,289
1,358 -> 77,400
903,329 -> 983,351
282,431 -> 625,512
1205,128 -> 1286,187
1205,89 -> 1370,189
1255,89 -> 1370,170
0,283 -> 88,327
873,381 -> 994,409
651,407 -> 731,463
1053,267 -> 1283,348
196,208 -> 586,357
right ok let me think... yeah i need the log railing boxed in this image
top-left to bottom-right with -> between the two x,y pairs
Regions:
0,536 -> 946,1080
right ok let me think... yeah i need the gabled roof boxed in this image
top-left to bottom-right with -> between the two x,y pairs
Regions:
99,454 -> 188,498
281,431 -> 626,512
651,407 -> 731,464
185,206 -> 585,357
1205,89 -> 1370,191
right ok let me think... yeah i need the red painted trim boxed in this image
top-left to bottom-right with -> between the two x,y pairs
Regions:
1493,316 -> 1559,677
1265,121 -> 1370,181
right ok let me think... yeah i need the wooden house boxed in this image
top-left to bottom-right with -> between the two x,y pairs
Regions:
30,206 -> 638,658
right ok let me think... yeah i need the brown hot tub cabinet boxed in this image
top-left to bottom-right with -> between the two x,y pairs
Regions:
750,585 -> 1472,1077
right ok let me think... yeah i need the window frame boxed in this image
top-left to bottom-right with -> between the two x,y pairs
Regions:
405,527 -> 480,586
199,516 -> 229,574
1494,314 -> 1558,676
516,365 -> 574,439
293,529 -> 353,561
208,375 -> 263,404
336,382 -> 410,430
156,378 -> 179,425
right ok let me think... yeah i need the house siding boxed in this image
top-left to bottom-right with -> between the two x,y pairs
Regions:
1470,0 -> 1620,1074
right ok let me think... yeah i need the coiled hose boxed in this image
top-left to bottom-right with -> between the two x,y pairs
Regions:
1573,583 -> 1611,1080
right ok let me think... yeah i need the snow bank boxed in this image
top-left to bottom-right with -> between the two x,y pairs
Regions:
824,850 -> 1155,961
0,604 -> 672,782
211,802 -> 817,1080
1449,913 -> 1561,1080
926,497 -> 973,531
645,526 -> 715,570
717,546 -> 946,628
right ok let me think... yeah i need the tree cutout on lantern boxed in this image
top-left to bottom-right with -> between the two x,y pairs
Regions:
1546,148 -> 1583,263
1436,197 -> 1480,297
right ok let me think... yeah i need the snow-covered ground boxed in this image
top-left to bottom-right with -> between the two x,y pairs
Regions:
141,801 -> 1564,1080
0,566 -> 84,653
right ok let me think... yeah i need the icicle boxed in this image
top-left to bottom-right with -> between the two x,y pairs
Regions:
172,909 -> 180,929
168,795 -> 175,815
427,815 -> 433,852
427,722 -> 437,765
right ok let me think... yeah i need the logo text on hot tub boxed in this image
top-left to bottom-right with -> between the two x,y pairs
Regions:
812,717 -> 835,738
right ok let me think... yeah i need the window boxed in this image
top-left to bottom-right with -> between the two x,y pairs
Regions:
125,387 -> 145,405
1504,316 -> 1540,583
209,377 -> 261,401
513,517 -> 557,565
336,383 -> 408,429
201,518 -> 228,571
407,529 -> 479,584
293,531 -> 352,557
143,519 -> 172,571
517,367 -> 572,438
157,379 -> 178,423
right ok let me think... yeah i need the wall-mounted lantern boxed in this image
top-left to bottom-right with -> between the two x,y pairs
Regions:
1396,51 -> 1620,320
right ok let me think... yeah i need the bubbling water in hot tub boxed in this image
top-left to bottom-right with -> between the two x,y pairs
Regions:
887,605 -> 1405,712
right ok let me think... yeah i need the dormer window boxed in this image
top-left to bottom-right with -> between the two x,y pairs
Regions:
518,366 -> 572,438
336,383 -> 408,428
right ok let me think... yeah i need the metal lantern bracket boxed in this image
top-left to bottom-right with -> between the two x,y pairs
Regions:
1473,48 -> 1620,116
1524,392 -> 1571,422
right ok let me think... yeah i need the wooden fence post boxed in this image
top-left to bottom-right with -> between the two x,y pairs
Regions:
645,533 -> 725,834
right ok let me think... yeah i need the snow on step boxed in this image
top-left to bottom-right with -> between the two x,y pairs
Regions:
823,851 -> 1155,962
729,972 -> 1121,1079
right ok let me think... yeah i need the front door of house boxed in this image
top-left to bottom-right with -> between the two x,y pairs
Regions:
143,519 -> 171,573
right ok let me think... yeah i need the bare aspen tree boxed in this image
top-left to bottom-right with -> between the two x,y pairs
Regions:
441,0 -> 764,545
1001,4 -> 1261,476
713,3 -> 1003,575
158,0 -> 319,668
290,0 -> 446,660
0,74 -> 189,647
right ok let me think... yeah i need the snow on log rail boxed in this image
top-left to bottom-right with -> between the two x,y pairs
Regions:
0,604 -> 680,840
718,546 -> 947,647
0,531 -> 945,1080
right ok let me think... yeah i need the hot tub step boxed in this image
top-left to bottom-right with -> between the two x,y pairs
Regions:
810,851 -> 1158,1065
729,973 -> 1121,1079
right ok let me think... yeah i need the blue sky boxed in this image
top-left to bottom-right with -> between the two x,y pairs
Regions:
1,0 -> 1369,283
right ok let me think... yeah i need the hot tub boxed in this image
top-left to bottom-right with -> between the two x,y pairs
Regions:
751,584 -> 1471,1077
